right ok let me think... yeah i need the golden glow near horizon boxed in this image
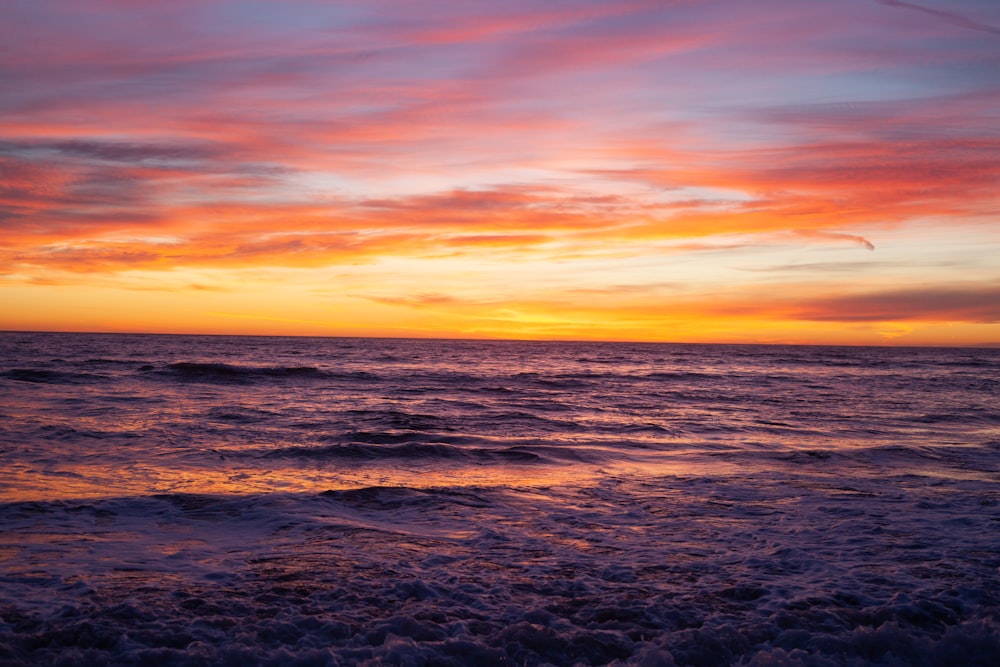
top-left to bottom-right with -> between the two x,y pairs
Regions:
2,1 -> 999,345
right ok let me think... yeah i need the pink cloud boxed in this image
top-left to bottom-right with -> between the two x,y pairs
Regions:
2,0 -> 998,342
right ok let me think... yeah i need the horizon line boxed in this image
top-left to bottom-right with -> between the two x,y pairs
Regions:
2,328 -> 997,350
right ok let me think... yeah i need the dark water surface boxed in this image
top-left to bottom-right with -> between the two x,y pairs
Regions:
1,332 -> 998,665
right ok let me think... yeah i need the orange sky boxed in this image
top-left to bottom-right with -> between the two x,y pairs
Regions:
2,0 -> 999,345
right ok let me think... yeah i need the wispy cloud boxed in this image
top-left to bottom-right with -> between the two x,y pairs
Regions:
795,230 -> 875,251
1,0 -> 999,343
878,0 -> 1000,36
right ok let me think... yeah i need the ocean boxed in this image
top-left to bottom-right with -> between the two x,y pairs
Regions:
0,332 -> 997,665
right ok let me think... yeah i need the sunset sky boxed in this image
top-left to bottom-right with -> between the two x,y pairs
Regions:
2,0 -> 998,345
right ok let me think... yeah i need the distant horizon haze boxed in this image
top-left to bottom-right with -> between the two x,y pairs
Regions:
1,327 -> 998,349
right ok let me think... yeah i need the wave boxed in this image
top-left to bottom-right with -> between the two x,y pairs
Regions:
261,441 -> 548,464
319,485 -> 494,511
204,406 -> 283,423
512,372 -> 602,389
341,410 -> 454,433
0,368 -> 106,385
642,371 -> 716,381
146,362 -> 380,384
475,410 -> 587,433
910,411 -> 996,425
166,362 -> 323,379
82,358 -> 147,367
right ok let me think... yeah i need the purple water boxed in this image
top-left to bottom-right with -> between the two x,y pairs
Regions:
1,332 -> 998,665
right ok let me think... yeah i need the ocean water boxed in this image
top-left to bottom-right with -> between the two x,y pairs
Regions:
0,332 -> 998,666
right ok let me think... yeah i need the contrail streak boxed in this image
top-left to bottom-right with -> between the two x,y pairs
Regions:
878,0 -> 1000,36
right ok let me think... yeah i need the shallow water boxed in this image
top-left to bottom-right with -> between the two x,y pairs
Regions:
1,333 -> 998,665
